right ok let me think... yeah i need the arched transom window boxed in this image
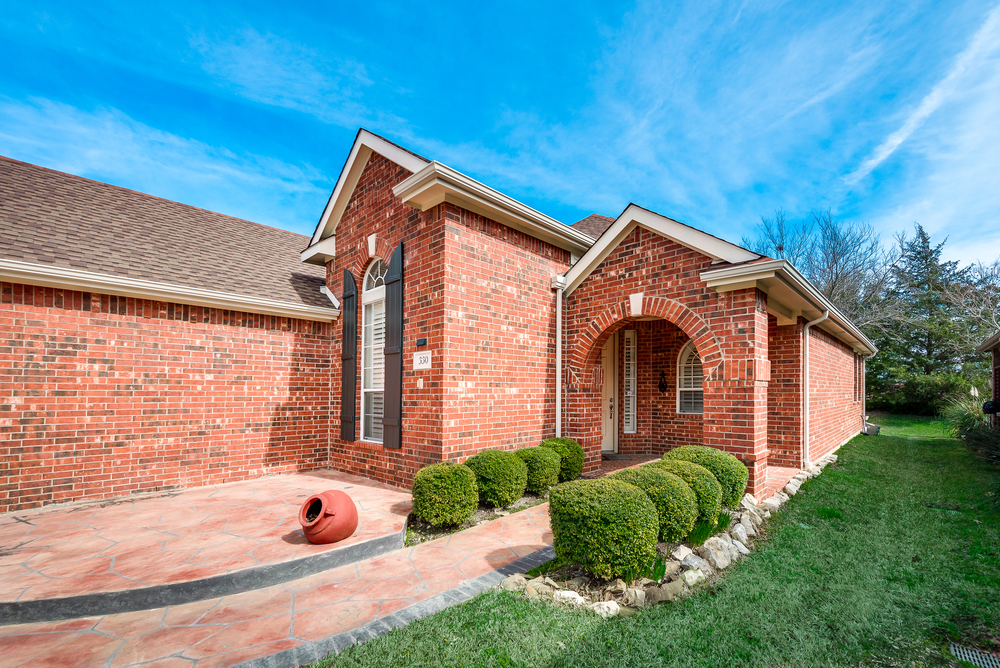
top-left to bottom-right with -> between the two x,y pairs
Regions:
677,341 -> 703,414
361,260 -> 387,442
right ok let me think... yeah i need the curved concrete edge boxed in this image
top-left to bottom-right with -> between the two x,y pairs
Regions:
0,528 -> 406,626
230,545 -> 558,668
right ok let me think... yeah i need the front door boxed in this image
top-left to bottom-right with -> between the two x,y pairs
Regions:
601,332 -> 618,453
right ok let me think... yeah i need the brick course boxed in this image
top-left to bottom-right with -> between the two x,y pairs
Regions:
1,282 -> 331,513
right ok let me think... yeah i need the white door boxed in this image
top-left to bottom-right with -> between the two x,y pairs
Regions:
601,332 -> 618,453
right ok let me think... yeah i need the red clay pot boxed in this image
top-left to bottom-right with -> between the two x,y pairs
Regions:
298,490 -> 359,545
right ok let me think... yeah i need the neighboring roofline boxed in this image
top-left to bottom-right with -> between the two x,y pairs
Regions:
561,203 -> 760,295
309,129 -> 430,246
0,259 -> 340,322
392,161 -> 594,255
977,330 -> 1000,353
701,258 -> 878,355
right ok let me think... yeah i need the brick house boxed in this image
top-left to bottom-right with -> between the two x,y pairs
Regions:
1,129 -> 876,513
978,331 -> 1000,429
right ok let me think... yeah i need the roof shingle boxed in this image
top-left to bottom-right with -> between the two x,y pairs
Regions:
0,156 -> 327,308
571,214 -> 616,239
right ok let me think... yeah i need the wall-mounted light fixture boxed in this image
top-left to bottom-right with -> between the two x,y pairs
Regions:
658,370 -> 668,393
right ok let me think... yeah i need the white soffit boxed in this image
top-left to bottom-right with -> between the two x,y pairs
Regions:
701,259 -> 878,355
1,259 -> 341,322
561,204 -> 759,296
392,162 -> 594,254
308,129 -> 430,246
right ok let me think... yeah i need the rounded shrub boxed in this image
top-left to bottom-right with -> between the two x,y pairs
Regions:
549,478 -> 658,579
464,449 -> 528,508
610,466 -> 698,541
515,446 -> 561,493
646,459 -> 722,525
411,462 -> 479,527
538,437 -> 585,482
663,445 -> 749,508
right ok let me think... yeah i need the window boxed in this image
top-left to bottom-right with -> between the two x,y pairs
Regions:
623,330 -> 637,433
677,342 -> 703,414
361,260 -> 388,442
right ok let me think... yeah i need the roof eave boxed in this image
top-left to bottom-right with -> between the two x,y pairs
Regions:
1,259 -> 340,322
392,161 -> 593,254
977,330 -> 1000,353
701,259 -> 878,355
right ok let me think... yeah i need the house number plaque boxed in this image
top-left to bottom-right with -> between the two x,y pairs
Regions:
413,351 -> 432,370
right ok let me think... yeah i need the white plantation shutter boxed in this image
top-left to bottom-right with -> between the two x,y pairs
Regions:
362,261 -> 387,442
678,342 -> 703,414
623,330 -> 637,433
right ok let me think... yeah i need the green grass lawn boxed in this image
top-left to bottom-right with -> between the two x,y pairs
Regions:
320,416 -> 1000,667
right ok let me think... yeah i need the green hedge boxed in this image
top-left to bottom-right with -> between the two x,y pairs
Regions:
538,437 -> 584,482
515,446 -> 561,493
646,459 -> 722,525
609,466 -> 698,541
410,462 -> 479,527
465,449 -> 528,508
549,478 -> 658,579
663,445 -> 749,508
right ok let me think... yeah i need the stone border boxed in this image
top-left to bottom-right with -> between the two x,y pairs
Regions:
230,545 -> 557,668
0,528 -> 406,625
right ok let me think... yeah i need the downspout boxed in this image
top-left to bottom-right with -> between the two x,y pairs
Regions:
552,275 -> 568,438
802,310 -> 829,467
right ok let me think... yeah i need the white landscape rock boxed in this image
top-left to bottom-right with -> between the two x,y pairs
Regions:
671,545 -> 693,561
740,514 -> 757,536
732,522 -> 750,545
773,491 -> 790,505
733,539 -> 751,555
607,579 -> 627,594
681,553 -> 714,575
784,480 -> 801,496
589,600 -> 620,618
680,569 -> 706,587
554,590 -> 585,606
501,574 -> 528,591
623,588 -> 646,608
697,537 -> 732,570
760,498 -> 781,515
808,465 -> 822,477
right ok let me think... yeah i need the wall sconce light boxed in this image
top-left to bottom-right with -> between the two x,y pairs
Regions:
658,370 -> 668,393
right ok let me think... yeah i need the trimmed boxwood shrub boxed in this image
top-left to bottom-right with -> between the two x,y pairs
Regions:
538,437 -> 585,482
646,459 -> 722,525
515,446 -> 561,493
411,462 -> 478,527
663,444 -> 749,508
549,478 -> 658,579
610,467 -> 698,541
465,449 -> 528,508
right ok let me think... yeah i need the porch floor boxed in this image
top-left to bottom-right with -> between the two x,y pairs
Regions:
0,470 -> 410,607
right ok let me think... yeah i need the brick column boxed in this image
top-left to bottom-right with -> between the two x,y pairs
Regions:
563,364 -> 603,477
703,289 -> 770,500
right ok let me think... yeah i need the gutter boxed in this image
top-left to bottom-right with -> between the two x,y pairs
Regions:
552,275 -> 568,437
802,310 -> 829,467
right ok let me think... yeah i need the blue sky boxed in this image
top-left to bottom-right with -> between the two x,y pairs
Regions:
2,1 -> 999,264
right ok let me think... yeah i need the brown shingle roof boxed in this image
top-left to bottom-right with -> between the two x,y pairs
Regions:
571,214 -> 616,239
0,156 -> 327,308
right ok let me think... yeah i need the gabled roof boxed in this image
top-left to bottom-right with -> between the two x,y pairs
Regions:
571,214 -> 616,239
303,129 -> 594,261
0,156 -> 338,321
977,331 -> 1000,353
560,203 -> 761,295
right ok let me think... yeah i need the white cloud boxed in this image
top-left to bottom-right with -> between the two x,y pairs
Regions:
845,3 -> 1000,184
0,97 -> 329,234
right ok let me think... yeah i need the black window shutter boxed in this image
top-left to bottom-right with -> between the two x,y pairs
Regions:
382,242 -> 404,449
339,269 -> 357,442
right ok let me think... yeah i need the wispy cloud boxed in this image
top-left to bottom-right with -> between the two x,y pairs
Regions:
191,27 -> 408,133
845,3 -> 1000,184
0,97 -> 330,234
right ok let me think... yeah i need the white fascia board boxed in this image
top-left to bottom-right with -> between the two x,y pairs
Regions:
0,259 -> 340,322
561,204 -> 759,296
309,130 -> 429,246
700,259 -> 878,355
392,162 -> 593,254
301,235 -> 337,266
977,330 -> 1000,353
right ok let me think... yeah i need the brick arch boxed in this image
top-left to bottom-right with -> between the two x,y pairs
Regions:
348,238 -> 395,280
572,295 -> 725,380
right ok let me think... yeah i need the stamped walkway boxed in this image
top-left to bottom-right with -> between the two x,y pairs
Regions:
0,504 -> 553,668
0,471 -> 410,606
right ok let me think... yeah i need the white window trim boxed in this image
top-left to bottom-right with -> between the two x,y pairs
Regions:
360,261 -> 387,443
677,341 -> 704,415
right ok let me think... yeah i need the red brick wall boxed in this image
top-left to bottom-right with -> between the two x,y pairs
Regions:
325,153 -> 570,487
615,320 -> 702,455
1,282 -> 332,514
807,326 -> 863,461
563,226 -> 770,496
767,315 -> 803,468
